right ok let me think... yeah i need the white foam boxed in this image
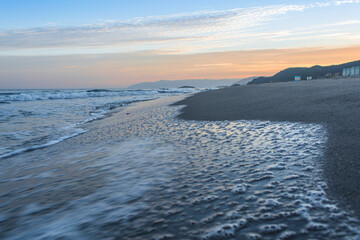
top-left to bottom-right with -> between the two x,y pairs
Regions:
259,224 -> 287,234
225,210 -> 241,219
192,195 -> 219,204
279,231 -> 297,240
0,128 -> 86,159
5,138 -> 177,239
0,89 -> 198,102
245,233 -> 262,239
2,96 -> 360,239
201,218 -> 247,240
263,198 -> 282,207
267,163 -> 286,170
201,223 -> 237,239
232,183 -> 250,194
306,222 -> 328,231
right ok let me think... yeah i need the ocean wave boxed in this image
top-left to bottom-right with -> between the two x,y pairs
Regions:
94,99 -> 152,112
0,128 -> 86,159
0,88 -> 197,102
0,88 -> 198,160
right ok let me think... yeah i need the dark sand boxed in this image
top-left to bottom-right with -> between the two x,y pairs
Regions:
173,77 -> 360,218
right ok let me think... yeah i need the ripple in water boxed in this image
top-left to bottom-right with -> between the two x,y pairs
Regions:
0,97 -> 359,239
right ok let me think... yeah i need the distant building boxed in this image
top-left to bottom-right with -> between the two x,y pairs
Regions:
306,76 -> 312,80
343,66 -> 360,77
346,68 -> 351,77
325,73 -> 332,78
294,76 -> 301,81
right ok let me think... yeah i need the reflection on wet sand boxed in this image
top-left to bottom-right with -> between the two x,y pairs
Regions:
0,96 -> 359,239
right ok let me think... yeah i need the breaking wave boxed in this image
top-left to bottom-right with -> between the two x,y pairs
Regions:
0,88 -> 197,102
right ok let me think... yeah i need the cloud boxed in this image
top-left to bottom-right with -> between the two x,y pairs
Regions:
0,5 -> 308,50
333,0 -> 360,5
0,1 -> 359,55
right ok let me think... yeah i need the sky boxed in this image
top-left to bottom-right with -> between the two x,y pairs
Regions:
0,0 -> 360,88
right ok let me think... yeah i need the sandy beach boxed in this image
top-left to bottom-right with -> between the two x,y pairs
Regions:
1,93 -> 360,238
174,77 -> 360,218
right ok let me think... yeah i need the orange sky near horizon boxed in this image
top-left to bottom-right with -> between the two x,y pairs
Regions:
1,44 -> 359,88
1,1 -> 360,88
86,45 -> 360,87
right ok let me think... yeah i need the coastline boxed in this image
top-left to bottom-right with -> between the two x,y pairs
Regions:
173,77 -> 360,218
2,94 -> 360,238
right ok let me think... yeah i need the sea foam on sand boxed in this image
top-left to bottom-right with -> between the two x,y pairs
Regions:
1,96 -> 360,239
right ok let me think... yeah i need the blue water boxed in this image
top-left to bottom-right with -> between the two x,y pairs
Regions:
1,93 -> 359,239
0,96 -> 360,240
0,88 -> 198,158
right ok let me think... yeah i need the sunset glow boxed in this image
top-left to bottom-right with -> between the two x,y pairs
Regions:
1,0 -> 359,88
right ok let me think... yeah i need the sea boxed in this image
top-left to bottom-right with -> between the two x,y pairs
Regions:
0,89 -> 360,239
0,88 -> 198,159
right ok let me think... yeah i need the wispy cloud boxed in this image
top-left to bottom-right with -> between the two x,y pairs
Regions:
0,0 -> 358,55
0,5 -> 306,49
333,0 -> 360,5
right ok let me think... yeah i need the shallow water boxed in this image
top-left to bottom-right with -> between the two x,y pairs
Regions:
0,88 -> 198,159
0,96 -> 359,239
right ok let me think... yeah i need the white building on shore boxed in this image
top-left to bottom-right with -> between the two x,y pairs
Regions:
343,66 -> 360,77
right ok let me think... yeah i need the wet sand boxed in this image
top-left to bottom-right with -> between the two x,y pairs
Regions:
173,77 -> 360,218
2,95 -> 360,239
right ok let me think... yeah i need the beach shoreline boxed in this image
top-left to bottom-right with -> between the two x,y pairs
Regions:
2,94 -> 360,238
173,77 -> 360,218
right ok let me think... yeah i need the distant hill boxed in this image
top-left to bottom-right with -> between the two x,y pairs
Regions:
248,60 -> 360,85
127,79 -> 240,89
232,76 -> 260,86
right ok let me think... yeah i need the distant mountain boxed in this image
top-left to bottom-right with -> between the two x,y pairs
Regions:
232,76 -> 260,86
127,79 -> 240,89
248,60 -> 360,85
